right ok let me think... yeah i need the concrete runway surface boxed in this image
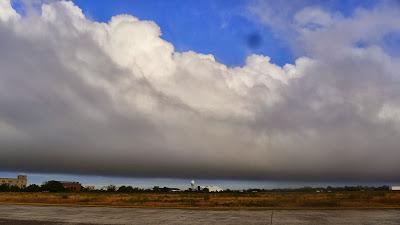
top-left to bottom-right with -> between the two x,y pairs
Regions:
0,205 -> 400,224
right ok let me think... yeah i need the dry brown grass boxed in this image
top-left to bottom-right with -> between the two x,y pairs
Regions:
1,191 -> 400,209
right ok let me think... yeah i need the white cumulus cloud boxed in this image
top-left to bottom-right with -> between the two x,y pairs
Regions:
0,0 -> 400,181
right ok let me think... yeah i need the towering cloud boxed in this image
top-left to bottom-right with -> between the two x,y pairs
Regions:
0,1 -> 399,181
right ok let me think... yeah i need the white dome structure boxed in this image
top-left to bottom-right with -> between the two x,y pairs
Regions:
190,180 -> 195,190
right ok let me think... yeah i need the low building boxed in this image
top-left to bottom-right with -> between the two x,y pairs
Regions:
203,186 -> 223,192
188,180 -> 223,192
170,188 -> 181,192
0,175 -> 27,188
60,181 -> 82,191
153,186 -> 181,192
391,186 -> 400,191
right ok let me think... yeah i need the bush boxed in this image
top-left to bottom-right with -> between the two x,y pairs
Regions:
25,184 -> 41,192
41,180 -> 66,192
106,185 -> 116,192
0,184 -> 22,192
0,184 -> 11,192
118,186 -> 135,193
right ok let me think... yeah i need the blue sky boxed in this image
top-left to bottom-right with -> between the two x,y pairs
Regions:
70,0 -> 379,67
10,0 -> 382,67
71,0 -> 294,66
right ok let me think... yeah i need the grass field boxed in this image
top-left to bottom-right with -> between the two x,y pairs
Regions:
1,191 -> 400,209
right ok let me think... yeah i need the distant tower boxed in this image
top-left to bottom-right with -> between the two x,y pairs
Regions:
190,180 -> 195,190
17,175 -> 27,188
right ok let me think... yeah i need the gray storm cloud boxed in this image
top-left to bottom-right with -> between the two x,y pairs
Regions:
1,0 -> 400,181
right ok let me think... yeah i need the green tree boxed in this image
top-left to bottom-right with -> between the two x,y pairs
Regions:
25,184 -> 41,192
106,184 -> 116,192
118,186 -> 135,193
41,180 -> 66,192
0,184 -> 10,192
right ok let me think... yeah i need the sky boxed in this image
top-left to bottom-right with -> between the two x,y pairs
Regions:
0,0 -> 400,188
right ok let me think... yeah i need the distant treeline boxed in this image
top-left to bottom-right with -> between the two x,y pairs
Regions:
0,181 -> 185,193
0,181 -> 391,193
0,180 -> 71,193
236,185 -> 390,193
